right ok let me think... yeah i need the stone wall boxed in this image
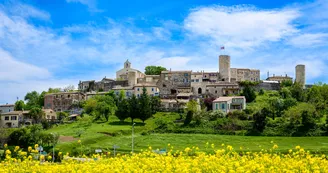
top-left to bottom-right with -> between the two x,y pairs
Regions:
295,65 -> 306,88
219,55 -> 231,82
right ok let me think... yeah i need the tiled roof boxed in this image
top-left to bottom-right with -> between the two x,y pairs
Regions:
213,96 -> 245,102
0,104 -> 14,107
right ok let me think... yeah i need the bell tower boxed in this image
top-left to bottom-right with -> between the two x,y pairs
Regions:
124,59 -> 131,69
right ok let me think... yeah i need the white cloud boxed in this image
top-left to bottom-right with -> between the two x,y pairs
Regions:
184,5 -> 300,49
0,49 -> 51,81
154,57 -> 191,70
288,33 -> 328,48
8,3 -> 50,20
66,0 -> 103,12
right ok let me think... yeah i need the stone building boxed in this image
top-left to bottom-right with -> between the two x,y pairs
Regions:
157,70 -> 192,98
116,60 -> 145,86
0,104 -> 14,114
219,55 -> 260,82
78,77 -> 128,92
137,75 -> 160,84
112,86 -> 134,98
295,64 -> 306,88
134,83 -> 159,97
266,74 -> 293,83
230,68 -> 260,82
44,92 -> 86,112
205,82 -> 240,97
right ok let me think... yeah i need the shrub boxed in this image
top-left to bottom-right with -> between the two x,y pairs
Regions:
229,111 -> 248,120
207,110 -> 225,121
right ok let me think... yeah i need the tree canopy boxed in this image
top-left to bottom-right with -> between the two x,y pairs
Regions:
145,66 -> 167,75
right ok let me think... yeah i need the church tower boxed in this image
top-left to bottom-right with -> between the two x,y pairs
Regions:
124,59 -> 131,69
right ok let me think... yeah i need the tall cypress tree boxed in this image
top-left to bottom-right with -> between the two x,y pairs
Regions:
139,87 -> 152,123
128,94 -> 139,123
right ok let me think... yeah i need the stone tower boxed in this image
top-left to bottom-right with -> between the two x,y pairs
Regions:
219,55 -> 231,82
124,59 -> 131,69
295,64 -> 305,88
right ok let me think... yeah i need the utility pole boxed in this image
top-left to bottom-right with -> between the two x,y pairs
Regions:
132,123 -> 136,153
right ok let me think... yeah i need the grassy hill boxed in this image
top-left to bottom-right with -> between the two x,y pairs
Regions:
46,112 -> 328,155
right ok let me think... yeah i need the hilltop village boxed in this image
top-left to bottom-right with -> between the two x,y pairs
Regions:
0,54 -> 306,128
44,54 -> 305,113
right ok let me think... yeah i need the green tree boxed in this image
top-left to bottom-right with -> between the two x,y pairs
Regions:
185,100 -> 198,113
29,107 -> 45,123
116,98 -> 130,122
241,85 -> 256,103
279,87 -> 292,99
14,100 -> 25,111
280,80 -> 293,87
24,91 -> 41,109
57,112 -> 69,120
128,94 -> 140,123
47,88 -> 61,93
145,66 -> 167,75
139,87 -> 152,123
252,109 -> 267,133
150,96 -> 161,114
290,82 -> 305,102
184,111 -> 193,126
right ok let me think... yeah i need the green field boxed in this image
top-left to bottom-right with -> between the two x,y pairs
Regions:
46,113 -> 328,155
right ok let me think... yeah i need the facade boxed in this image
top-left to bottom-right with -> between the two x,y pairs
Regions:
212,96 -> 246,113
0,104 -> 14,114
134,83 -> 159,97
0,111 -> 29,128
230,68 -> 260,82
112,86 -> 134,98
137,75 -> 160,84
116,60 -> 145,86
157,70 -> 192,98
43,109 -> 57,121
78,78 -> 129,92
44,92 -> 86,112
266,75 -> 293,83
205,82 -> 240,97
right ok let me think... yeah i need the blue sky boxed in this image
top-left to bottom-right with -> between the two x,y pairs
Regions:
0,0 -> 328,104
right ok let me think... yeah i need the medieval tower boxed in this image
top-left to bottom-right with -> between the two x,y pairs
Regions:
219,55 -> 231,82
295,64 -> 306,88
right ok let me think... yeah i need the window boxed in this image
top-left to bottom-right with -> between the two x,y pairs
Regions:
137,94 -> 140,98
221,104 -> 225,109
216,104 -> 218,110
184,73 -> 188,76
191,79 -> 194,82
137,88 -> 140,91
215,90 -> 217,94
196,79 -> 199,82
68,95 -> 70,98
9,109 -> 11,112
185,79 -> 188,82
163,84 -> 166,87
152,88 -> 154,91
5,116 -> 9,120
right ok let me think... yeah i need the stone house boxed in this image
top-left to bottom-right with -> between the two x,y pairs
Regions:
44,92 -> 86,112
134,83 -> 159,97
212,96 -> 246,113
0,104 -> 14,114
0,109 -> 57,128
230,68 -> 260,82
157,70 -> 192,98
112,86 -> 134,98
266,74 -> 293,83
205,82 -> 240,98
78,78 -> 129,92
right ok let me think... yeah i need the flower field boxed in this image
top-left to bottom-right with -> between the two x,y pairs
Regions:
1,144 -> 328,173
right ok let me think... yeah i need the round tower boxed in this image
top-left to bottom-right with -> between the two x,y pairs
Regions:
219,55 -> 231,82
295,64 -> 305,88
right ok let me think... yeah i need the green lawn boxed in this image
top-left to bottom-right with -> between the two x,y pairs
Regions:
46,113 -> 328,155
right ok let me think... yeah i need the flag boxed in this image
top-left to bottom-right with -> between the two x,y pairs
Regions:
220,46 -> 225,50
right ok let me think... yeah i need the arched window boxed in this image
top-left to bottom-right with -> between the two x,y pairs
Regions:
198,88 -> 202,94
